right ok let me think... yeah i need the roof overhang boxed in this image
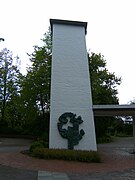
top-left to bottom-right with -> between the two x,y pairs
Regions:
93,104 -> 135,116
50,19 -> 87,34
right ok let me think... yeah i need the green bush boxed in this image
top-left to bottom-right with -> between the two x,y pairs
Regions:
40,131 -> 49,142
97,134 -> 113,144
29,140 -> 48,152
30,148 -> 101,163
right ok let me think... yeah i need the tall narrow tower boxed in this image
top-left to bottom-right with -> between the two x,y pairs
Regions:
50,19 -> 97,151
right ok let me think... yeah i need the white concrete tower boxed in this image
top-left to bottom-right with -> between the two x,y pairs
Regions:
49,19 -> 97,151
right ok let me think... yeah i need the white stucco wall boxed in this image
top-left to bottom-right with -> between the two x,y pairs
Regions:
49,21 -> 97,151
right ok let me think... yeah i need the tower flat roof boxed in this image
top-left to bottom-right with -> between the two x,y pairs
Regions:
50,19 -> 87,34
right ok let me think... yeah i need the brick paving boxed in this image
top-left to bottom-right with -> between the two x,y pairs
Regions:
0,137 -> 135,179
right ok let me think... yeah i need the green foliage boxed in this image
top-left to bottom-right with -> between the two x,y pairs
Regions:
21,113 -> 49,137
18,29 -> 52,137
29,140 -> 48,152
40,131 -> 49,142
97,134 -> 113,144
89,53 -> 121,105
94,116 -> 117,138
115,121 -> 133,137
123,123 -> 133,136
88,53 -> 122,140
30,148 -> 101,163
0,48 -> 24,129
0,28 -> 123,140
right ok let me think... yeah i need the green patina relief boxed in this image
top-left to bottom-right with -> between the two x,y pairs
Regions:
57,112 -> 85,150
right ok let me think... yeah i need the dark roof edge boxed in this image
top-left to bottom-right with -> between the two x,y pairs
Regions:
50,19 -> 87,34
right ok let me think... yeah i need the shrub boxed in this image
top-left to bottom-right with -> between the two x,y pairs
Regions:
30,148 -> 101,163
29,140 -> 48,152
97,134 -> 113,144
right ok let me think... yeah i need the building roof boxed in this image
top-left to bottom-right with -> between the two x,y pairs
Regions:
50,19 -> 87,34
93,104 -> 135,116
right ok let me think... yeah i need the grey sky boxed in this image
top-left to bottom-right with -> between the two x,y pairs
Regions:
0,0 -> 135,104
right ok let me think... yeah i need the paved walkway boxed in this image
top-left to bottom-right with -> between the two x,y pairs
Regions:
0,137 -> 135,179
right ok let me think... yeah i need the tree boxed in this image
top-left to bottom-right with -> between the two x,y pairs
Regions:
27,29 -> 51,111
89,53 -> 121,105
88,53 -> 122,140
20,29 -> 121,138
0,48 -> 23,128
19,30 -> 52,136
128,98 -> 135,105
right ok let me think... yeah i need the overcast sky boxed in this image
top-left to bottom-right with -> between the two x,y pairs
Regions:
0,0 -> 135,104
